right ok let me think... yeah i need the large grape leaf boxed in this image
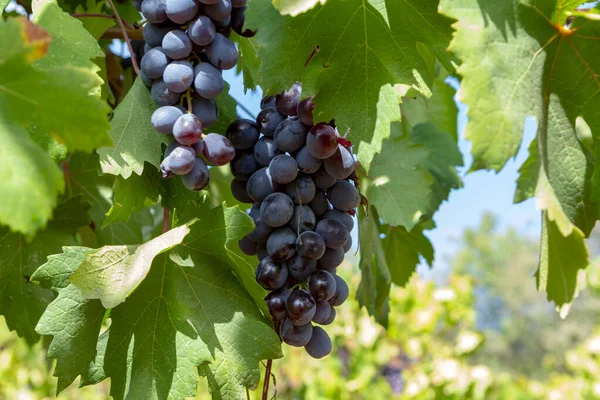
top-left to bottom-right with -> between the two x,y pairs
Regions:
440,0 -> 600,311
69,222 -> 194,308
245,0 -> 455,169
0,0 -> 8,14
0,197 -> 90,343
272,0 -> 326,16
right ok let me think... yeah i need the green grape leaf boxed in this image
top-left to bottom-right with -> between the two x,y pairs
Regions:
98,78 -> 168,178
514,137 -> 540,204
383,223 -> 434,287
234,35 -> 260,91
213,83 -> 239,133
31,247 -> 106,393
245,0 -> 455,169
0,197 -> 90,343
0,0 -> 8,14
271,0 -> 325,16
366,124 -> 433,229
69,222 -> 195,308
73,0 -> 115,40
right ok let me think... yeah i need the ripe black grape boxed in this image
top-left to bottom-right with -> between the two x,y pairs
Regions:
274,117 -> 309,153
307,123 -> 338,159
287,255 -> 317,280
255,257 -> 288,290
276,82 -> 302,116
188,16 -> 217,45
296,231 -> 326,260
194,63 -> 224,99
238,235 -> 257,256
328,180 -> 360,211
246,167 -> 280,202
256,107 -> 285,136
160,144 -> 196,177
173,113 -> 203,145
268,154 -> 298,184
312,301 -> 332,324
226,119 -> 259,149
165,0 -> 198,23
317,247 -> 344,271
230,151 -> 258,180
286,174 -> 316,204
254,137 -> 282,166
305,326 -> 332,358
230,179 -> 253,203
192,98 -> 219,127
324,144 -> 355,179
286,289 -> 316,326
265,288 -> 290,321
315,219 -> 349,249
308,270 -> 336,302
329,275 -> 349,306
206,33 -> 239,70
163,60 -> 194,93
289,205 -> 316,233
296,146 -> 322,174
260,193 -> 294,228
266,227 -> 297,261
182,158 -> 210,191
309,190 -> 330,217
280,319 -> 313,347
201,133 -> 235,166
151,106 -> 183,134
162,30 -> 193,59
141,47 -> 170,79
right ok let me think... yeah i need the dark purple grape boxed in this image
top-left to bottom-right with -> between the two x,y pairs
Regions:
286,174 -> 316,204
162,30 -> 193,59
141,47 -> 169,79
173,113 -> 203,145
255,257 -> 288,290
328,180 -> 360,211
230,151 -> 258,180
286,289 -> 316,326
140,70 -> 153,87
309,270 -> 336,302
274,117 -> 309,153
165,0 -> 198,24
309,189 -> 330,217
298,96 -> 315,126
324,145 -> 355,179
287,255 -> 317,280
188,16 -> 217,46
260,193 -> 294,228
295,146 -> 322,174
160,144 -> 195,177
248,208 -> 273,243
182,159 -> 210,190
296,231 -> 326,260
204,0 -> 232,21
317,247 -> 344,271
151,79 -> 180,106
257,242 -> 269,260
322,307 -> 336,325
194,63 -> 224,99
315,219 -> 349,249
307,123 -> 338,159
280,319 -> 312,347
206,33 -> 239,70
226,119 -> 259,149
254,137 -> 282,166
343,235 -> 352,253
151,106 -> 183,134
312,302 -> 332,324
256,108 -> 285,136
276,82 -> 302,116
144,23 -> 175,47
192,97 -> 219,127
313,166 -> 336,189
305,326 -> 332,359
289,205 -> 316,233
329,275 -> 349,306
230,179 -> 253,203
239,235 -> 257,256
231,6 -> 255,37
268,154 -> 298,185
247,168 -> 280,202
201,133 -> 235,166
163,60 -> 194,93
265,288 -> 290,321
322,209 -> 354,232
266,227 -> 297,261
141,0 -> 168,23
261,95 -> 276,109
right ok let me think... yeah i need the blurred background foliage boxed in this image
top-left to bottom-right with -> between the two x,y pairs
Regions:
3,213 -> 600,399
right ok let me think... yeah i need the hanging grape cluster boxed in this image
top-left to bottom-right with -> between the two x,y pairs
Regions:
136,0 -> 252,191
227,83 -> 359,359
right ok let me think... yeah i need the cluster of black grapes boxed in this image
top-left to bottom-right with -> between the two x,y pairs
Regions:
135,0 -> 251,190
227,83 -> 359,359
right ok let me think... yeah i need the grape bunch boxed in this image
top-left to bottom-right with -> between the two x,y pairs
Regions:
135,0 -> 252,190
228,83 -> 359,359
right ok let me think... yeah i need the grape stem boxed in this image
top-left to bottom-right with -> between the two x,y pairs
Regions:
262,359 -> 273,400
101,27 -> 144,41
104,0 -> 140,76
71,13 -> 135,30
304,45 -> 320,68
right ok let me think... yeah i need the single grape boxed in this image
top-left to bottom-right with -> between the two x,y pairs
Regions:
309,189 -> 330,217
248,208 -> 273,243
312,301 -> 332,324
151,79 -> 180,106
317,247 -> 344,271
298,95 -> 315,126
255,257 -> 288,290
308,270 -> 337,302
213,12 -> 232,30
141,47 -> 169,79
254,137 -> 282,166
322,209 -> 354,232
173,113 -> 203,145
246,168 -> 280,202
287,255 -> 317,280
226,119 -> 259,149
257,242 -> 269,260
231,5 -> 253,37
143,22 -> 175,47
163,60 -> 194,93
295,146 -> 322,174
266,227 -> 297,261
307,123 -> 338,159
286,174 -> 316,204
289,205 -> 316,233
305,326 -> 332,359
261,95 -> 276,109
256,107 -> 285,136
329,275 -> 349,306
280,319 -> 313,347
188,16 -> 217,46
322,306 -> 336,325
274,117 -> 309,153
268,154 -> 298,185
230,179 -> 253,203
238,235 -> 257,256
315,219 -> 349,249
162,30 -> 193,59
230,151 -> 258,180
286,289 -> 316,326
141,0 -> 168,23
265,288 -> 290,321
324,145 -> 355,179
194,63 -> 224,99
192,97 -> 219,127
204,0 -> 232,21
182,158 -> 211,191
296,231 -> 326,260
160,144 -> 196,177
143,42 -> 153,54
140,70 -> 153,87
165,0 -> 198,24
276,82 -> 302,116
200,133 -> 235,166
206,33 -> 239,70
343,235 -> 352,253
313,166 -> 336,189
260,193 -> 294,228
151,106 -> 183,134
328,180 -> 360,211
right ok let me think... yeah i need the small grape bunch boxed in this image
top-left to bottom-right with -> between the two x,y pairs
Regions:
136,0 -> 252,190
227,83 -> 358,358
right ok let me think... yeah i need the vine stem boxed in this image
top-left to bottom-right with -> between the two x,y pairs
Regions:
262,359 -> 273,400
163,207 -> 170,233
105,0 -> 140,76
71,13 -> 134,30
101,27 -> 144,40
